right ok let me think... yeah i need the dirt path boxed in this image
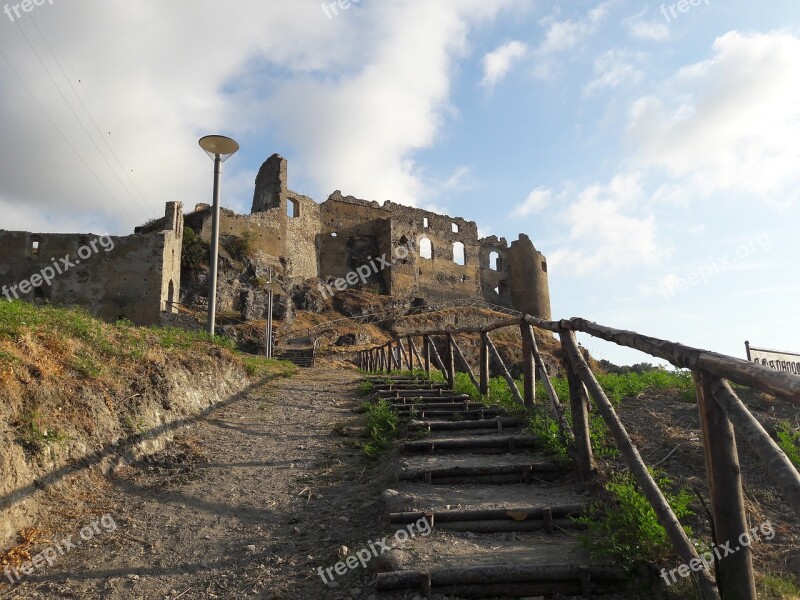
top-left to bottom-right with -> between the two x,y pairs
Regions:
2,367 -> 392,600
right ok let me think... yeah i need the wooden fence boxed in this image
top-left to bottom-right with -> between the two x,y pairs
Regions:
356,315 -> 800,600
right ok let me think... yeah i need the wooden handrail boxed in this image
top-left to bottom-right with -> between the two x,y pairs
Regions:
356,310 -> 800,600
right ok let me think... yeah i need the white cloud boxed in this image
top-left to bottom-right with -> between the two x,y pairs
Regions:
532,2 -> 612,78
512,186 -> 552,217
442,166 -> 473,190
623,13 -> 670,41
548,174 -> 668,274
583,50 -> 642,95
481,40 -> 528,89
628,30 -> 800,206
0,0 -> 526,233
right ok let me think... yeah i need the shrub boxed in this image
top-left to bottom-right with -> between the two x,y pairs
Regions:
776,421 -> 800,468
182,227 -> 209,270
576,470 -> 695,568
363,399 -> 400,458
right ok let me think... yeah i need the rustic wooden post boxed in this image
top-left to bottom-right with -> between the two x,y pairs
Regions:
422,336 -> 431,376
428,336 -> 449,381
560,331 -> 595,480
695,371 -> 757,600
479,333 -> 489,396
711,379 -> 800,519
483,332 -> 524,406
446,334 -> 456,389
450,335 -> 480,391
520,322 -> 536,409
386,343 -> 393,374
561,332 -> 720,600
408,335 -> 422,371
397,338 -> 411,371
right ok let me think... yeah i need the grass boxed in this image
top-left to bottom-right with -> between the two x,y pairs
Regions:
363,398 -> 400,458
575,470 -> 695,568
776,420 -> 800,468
241,356 -> 297,380
357,381 -> 375,396
17,410 -> 69,450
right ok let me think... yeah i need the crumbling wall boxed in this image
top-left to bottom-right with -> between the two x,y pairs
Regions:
508,234 -> 552,319
478,236 -> 513,308
0,203 -> 184,325
382,201 -> 482,301
318,193 -> 390,291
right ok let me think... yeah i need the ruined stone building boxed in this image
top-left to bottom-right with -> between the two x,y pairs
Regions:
0,153 -> 551,325
185,154 -> 552,319
0,202 -> 183,324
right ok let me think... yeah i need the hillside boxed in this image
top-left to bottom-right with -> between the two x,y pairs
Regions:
0,301 -> 295,553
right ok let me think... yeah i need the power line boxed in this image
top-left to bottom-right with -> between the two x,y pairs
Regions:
11,18 -> 151,219
29,13 -> 153,212
0,44 -> 138,222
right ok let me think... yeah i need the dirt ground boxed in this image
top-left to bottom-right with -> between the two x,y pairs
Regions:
1,366 -> 396,600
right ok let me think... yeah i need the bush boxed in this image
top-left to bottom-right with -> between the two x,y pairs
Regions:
182,227 -> 209,270
776,421 -> 800,468
576,470 -> 695,568
363,399 -> 400,458
224,231 -> 257,262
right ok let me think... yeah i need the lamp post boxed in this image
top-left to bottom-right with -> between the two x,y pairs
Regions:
198,135 -> 239,337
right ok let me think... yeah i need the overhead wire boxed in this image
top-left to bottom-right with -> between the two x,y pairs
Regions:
9,17 -> 151,220
0,43 -> 138,223
29,13 -> 153,213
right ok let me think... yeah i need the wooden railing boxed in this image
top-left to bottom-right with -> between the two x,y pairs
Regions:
356,315 -> 800,600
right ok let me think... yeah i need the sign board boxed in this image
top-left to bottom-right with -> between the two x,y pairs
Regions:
746,341 -> 800,375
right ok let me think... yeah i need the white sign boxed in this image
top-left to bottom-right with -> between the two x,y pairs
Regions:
746,342 -> 800,375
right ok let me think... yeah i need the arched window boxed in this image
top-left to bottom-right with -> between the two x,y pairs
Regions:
489,251 -> 499,271
167,280 -> 175,311
419,237 -> 433,260
452,242 -> 465,266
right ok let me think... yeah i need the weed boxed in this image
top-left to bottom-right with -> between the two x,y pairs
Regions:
358,381 -> 375,396
363,399 -> 400,458
122,415 -> 147,435
527,407 -> 570,464
756,573 -> 800,599
576,470 -> 694,568
182,227 -> 209,270
224,231 -> 257,262
17,410 -> 69,451
776,421 -> 800,468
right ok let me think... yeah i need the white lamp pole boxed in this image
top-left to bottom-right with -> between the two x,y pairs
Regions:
198,135 -> 239,337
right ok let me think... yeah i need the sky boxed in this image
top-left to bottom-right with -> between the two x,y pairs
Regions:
0,0 -> 798,366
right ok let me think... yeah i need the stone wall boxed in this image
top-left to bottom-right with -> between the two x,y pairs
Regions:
186,153 -> 553,319
0,202 -> 183,325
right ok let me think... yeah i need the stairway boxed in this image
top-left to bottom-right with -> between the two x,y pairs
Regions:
274,346 -> 316,367
362,374 -> 635,599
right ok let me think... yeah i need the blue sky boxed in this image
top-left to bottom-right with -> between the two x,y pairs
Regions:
0,1 -> 797,365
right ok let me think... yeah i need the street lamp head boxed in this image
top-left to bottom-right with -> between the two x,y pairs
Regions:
199,135 -> 240,162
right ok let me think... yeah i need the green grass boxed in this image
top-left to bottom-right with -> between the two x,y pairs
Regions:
241,356 -> 297,380
17,410 -> 69,449
757,574 -> 800,599
595,369 -> 695,404
357,381 -> 375,396
776,421 -> 800,468
576,470 -> 695,568
363,399 -> 400,458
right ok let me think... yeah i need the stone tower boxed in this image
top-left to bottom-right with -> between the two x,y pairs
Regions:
251,154 -> 287,213
508,234 -> 552,320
